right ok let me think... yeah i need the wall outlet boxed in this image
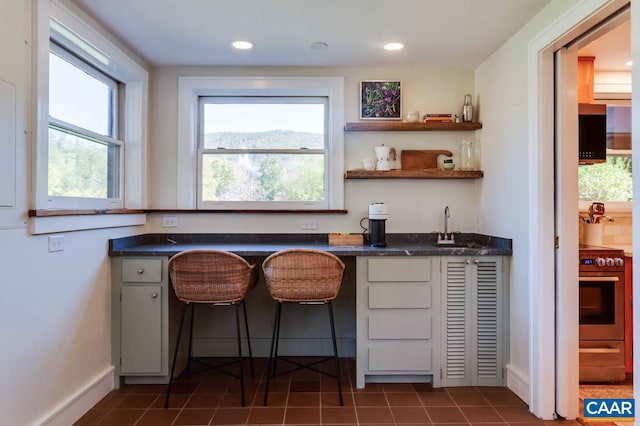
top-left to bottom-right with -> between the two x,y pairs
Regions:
300,219 -> 318,230
48,235 -> 64,252
161,216 -> 178,227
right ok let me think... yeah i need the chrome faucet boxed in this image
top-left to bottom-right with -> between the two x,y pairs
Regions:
444,206 -> 450,235
438,206 -> 455,244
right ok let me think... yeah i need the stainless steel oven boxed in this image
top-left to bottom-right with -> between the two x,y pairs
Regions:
578,246 -> 626,382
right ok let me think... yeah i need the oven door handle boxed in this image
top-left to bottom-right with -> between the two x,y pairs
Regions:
579,347 -> 621,354
579,276 -> 619,282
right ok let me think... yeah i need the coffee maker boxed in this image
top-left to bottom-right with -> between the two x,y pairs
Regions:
361,203 -> 388,247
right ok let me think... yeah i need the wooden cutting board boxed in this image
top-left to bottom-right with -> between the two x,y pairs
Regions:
401,150 -> 453,170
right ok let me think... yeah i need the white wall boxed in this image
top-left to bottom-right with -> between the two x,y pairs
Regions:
148,66 -> 480,234
475,0 -> 587,413
0,1 -> 146,424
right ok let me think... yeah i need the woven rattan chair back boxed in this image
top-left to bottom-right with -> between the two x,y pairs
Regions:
168,249 -> 257,304
261,248 -> 346,406
262,248 -> 345,302
165,249 -> 257,408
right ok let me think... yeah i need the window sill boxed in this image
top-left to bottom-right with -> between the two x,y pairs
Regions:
28,208 -> 145,217
29,209 -> 146,234
578,201 -> 632,214
145,209 -> 349,214
29,208 -> 348,217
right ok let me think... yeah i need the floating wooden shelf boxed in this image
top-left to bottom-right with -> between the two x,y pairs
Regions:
345,169 -> 483,179
344,122 -> 482,131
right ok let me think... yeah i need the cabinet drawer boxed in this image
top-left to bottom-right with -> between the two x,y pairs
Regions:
369,344 -> 432,371
122,258 -> 162,283
367,258 -> 431,282
369,311 -> 431,339
369,284 -> 431,308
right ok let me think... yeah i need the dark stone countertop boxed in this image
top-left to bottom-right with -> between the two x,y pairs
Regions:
109,233 -> 512,257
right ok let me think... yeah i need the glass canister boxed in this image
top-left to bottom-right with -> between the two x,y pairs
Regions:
472,140 -> 481,170
460,140 -> 473,170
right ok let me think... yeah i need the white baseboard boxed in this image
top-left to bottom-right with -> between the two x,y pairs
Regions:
506,363 -> 530,405
35,366 -> 114,426
365,375 -> 432,384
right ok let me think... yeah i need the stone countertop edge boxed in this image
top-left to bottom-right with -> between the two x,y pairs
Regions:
109,233 -> 512,257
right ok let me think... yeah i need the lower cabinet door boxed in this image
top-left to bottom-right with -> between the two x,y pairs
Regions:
369,344 -> 432,371
441,256 -> 504,386
121,286 -> 162,374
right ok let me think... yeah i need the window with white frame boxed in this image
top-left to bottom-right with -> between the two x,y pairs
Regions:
578,103 -> 633,205
199,97 -> 328,208
48,42 -> 121,200
34,0 -> 147,218
178,77 -> 344,210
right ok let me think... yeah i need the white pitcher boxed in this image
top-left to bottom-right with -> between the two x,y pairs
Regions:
374,144 -> 391,161
374,144 -> 393,170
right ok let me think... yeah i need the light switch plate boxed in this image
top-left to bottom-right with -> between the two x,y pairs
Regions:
300,219 -> 318,230
161,216 -> 178,227
48,235 -> 64,252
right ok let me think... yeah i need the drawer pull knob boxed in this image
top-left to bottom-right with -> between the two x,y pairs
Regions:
474,259 -> 480,264
151,292 -> 158,299
465,259 -> 471,265
137,268 -> 144,274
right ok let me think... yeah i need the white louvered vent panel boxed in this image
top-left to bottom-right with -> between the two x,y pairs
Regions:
446,261 -> 467,379
476,261 -> 498,378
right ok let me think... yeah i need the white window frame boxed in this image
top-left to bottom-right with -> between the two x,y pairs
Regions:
34,0 -> 148,213
178,76 -> 344,210
48,42 -> 122,200
198,95 -> 330,209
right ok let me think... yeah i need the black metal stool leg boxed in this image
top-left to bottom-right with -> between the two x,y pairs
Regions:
242,299 -> 255,377
272,302 -> 283,378
186,303 -> 195,377
235,303 -> 246,407
328,301 -> 343,406
263,302 -> 282,406
165,303 -> 189,408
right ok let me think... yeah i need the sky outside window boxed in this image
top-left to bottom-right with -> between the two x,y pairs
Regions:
49,51 -> 113,136
204,103 -> 325,136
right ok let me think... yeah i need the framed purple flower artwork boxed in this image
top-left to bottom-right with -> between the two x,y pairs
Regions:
360,80 -> 402,120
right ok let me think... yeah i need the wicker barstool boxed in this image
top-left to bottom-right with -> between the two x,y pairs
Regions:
164,249 -> 258,408
261,248 -> 346,406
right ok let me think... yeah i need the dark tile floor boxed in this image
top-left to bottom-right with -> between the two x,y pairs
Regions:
75,357 -> 581,425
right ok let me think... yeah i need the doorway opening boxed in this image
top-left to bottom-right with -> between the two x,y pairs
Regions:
554,2 -> 632,419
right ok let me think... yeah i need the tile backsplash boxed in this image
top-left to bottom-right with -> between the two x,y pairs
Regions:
579,210 -> 632,248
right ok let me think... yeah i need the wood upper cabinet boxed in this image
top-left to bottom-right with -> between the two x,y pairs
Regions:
578,56 -> 595,103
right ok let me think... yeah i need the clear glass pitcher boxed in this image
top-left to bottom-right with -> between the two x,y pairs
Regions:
460,140 -> 473,170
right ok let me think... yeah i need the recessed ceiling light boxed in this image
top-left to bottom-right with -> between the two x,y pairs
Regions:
384,42 -> 404,51
232,41 -> 254,50
310,42 -> 329,50
626,60 -> 633,67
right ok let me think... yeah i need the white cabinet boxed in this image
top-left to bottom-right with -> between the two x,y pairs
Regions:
356,257 -> 440,388
112,257 -> 183,384
440,256 -> 509,387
